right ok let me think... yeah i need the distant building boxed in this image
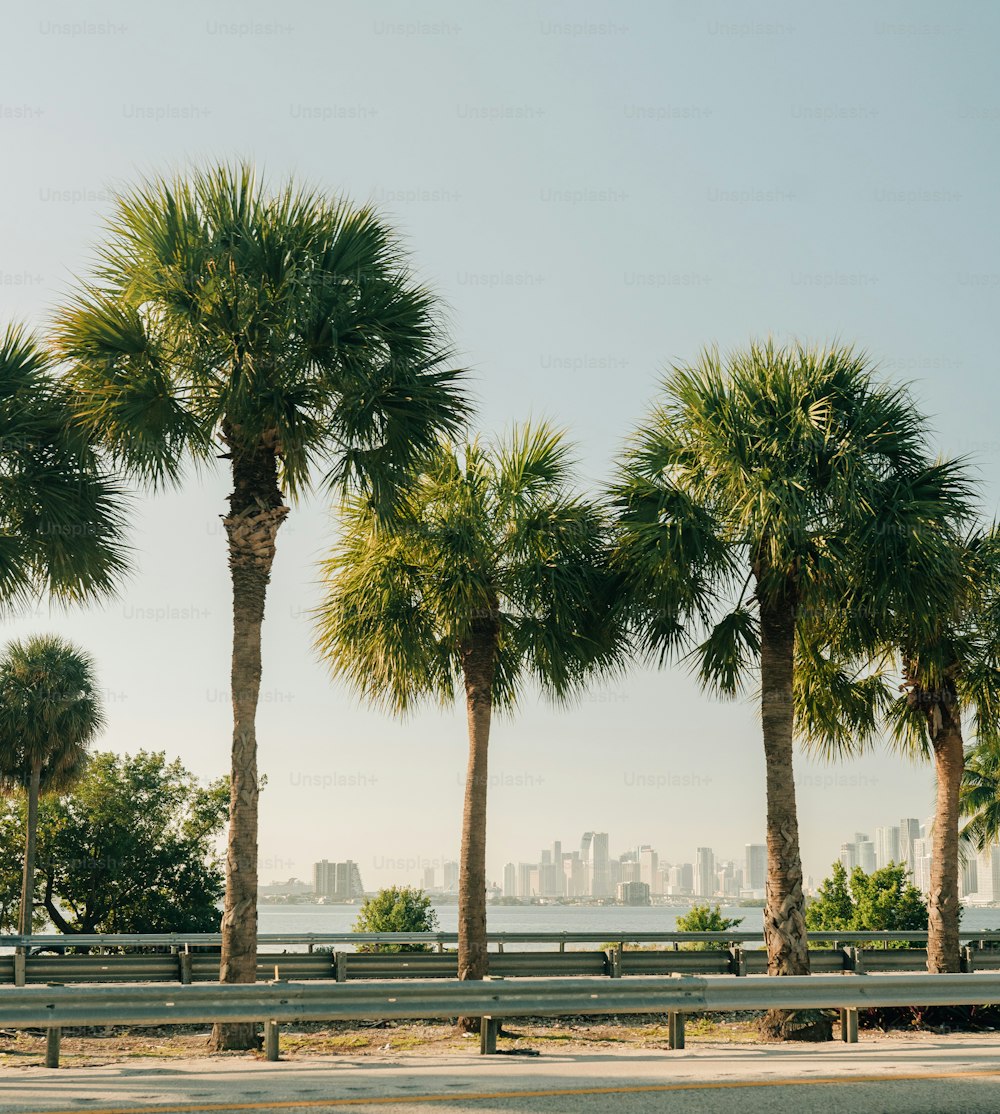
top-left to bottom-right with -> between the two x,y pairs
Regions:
502,862 -> 517,898
961,856 -> 978,898
563,852 -> 586,897
874,826 -> 900,870
695,847 -> 715,897
591,833 -> 611,898
443,861 -> 459,893
313,859 -> 364,901
422,866 -> 436,891
616,881 -> 651,906
667,862 -> 693,895
971,844 -> 1000,903
744,844 -> 767,893
517,862 -> 537,898
857,840 -> 876,874
839,843 -> 858,872
899,818 -> 921,876
912,837 -> 932,894
639,847 -> 661,895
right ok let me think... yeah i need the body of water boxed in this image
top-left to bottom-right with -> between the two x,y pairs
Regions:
258,901 -> 1000,939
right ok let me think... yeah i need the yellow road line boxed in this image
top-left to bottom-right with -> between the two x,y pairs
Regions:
26,1067 -> 1000,1113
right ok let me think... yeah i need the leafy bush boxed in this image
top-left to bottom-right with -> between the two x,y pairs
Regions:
806,861 -> 927,946
352,886 -> 439,952
675,903 -> 744,950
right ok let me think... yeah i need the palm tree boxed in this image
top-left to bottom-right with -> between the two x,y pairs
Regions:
0,635 -> 104,935
313,423 -> 618,1017
800,527 -> 1000,972
54,163 -> 467,1049
0,325 -> 128,609
612,341 -> 964,1038
960,737 -> 1000,855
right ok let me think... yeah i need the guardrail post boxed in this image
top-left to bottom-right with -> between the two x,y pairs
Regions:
608,944 -> 622,978
264,1020 -> 280,1061
961,945 -> 975,973
729,945 -> 746,976
840,1008 -> 858,1044
335,952 -> 348,983
179,951 -> 193,985
13,950 -> 25,987
848,946 -> 865,974
667,1011 -> 685,1050
45,1027 -> 61,1068
479,1015 -> 499,1054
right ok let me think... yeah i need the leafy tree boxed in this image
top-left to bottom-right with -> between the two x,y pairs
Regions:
0,750 -> 228,933
352,887 -> 439,953
806,862 -> 927,942
805,861 -> 853,933
0,636 -> 104,935
0,325 -> 128,609
612,341 -> 963,1039
675,903 -> 743,950
55,163 -> 467,1048
315,423 -> 619,1018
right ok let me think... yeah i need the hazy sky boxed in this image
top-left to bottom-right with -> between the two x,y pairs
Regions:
2,1 -> 998,889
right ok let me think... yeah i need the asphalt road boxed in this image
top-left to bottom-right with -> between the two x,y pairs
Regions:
3,1037 -> 1000,1114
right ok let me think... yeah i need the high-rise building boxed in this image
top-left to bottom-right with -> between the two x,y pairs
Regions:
443,860 -> 459,892
312,859 -> 364,901
422,866 -> 436,891
839,843 -> 857,871
973,845 -> 1000,903
616,881 -> 651,905
563,852 -> 586,897
639,847 -> 661,895
591,832 -> 611,898
744,844 -> 767,892
502,862 -> 517,898
899,818 -> 921,875
667,863 -> 693,895
857,840 -> 876,874
517,862 -> 537,898
961,856 -> 978,898
695,847 -> 715,897
874,826 -> 900,869
912,837 -> 932,894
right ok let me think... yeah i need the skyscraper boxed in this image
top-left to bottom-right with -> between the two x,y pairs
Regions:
874,826 -> 900,869
591,832 -> 611,898
839,843 -> 858,871
744,844 -> 767,892
857,840 -> 876,874
502,862 -> 517,898
695,847 -> 715,897
899,818 -> 920,875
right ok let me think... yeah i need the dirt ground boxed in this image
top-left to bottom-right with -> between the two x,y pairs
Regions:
0,1013 -> 961,1070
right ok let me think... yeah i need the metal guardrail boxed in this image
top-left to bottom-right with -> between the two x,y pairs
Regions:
4,972 -> 1000,1066
5,929 -> 1000,949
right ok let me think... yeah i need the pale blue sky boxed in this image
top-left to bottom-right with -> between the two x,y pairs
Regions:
2,1 -> 997,887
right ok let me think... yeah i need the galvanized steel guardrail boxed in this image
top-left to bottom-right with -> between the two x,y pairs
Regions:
4,929 -> 1000,949
4,971 -> 1000,1066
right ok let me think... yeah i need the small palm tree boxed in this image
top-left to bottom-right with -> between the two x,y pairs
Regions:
0,636 -> 104,935
0,325 -> 128,608
314,423 -> 618,1013
612,341 -> 964,1038
54,163 -> 467,1049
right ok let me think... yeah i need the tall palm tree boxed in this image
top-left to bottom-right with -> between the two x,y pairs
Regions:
612,341 -> 964,1038
313,423 -> 618,1017
0,325 -> 128,609
0,635 -> 104,935
54,163 -> 467,1049
799,527 -> 1000,972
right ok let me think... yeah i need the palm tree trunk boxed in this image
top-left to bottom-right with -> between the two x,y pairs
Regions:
456,618 -> 497,1031
757,591 -> 830,1041
18,760 -> 42,937
927,701 -> 963,973
211,430 -> 289,1052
